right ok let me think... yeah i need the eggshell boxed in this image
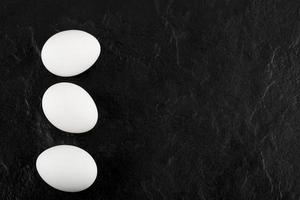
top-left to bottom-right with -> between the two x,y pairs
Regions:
36,145 -> 98,192
42,82 -> 98,133
41,30 -> 101,77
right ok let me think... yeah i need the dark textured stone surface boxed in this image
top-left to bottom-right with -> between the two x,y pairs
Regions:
1,0 -> 300,199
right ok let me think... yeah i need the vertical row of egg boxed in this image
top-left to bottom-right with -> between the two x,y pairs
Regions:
36,30 -> 101,192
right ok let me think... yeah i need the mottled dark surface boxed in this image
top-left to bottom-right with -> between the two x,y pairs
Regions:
1,0 -> 300,199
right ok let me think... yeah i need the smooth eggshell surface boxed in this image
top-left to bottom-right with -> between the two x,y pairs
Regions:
42,82 -> 98,133
36,145 -> 98,192
41,30 -> 101,77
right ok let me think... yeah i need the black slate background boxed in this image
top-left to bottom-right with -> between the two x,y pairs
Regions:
1,0 -> 300,199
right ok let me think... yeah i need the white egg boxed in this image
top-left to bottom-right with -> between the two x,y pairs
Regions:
42,82 -> 98,133
36,145 -> 98,192
41,30 -> 101,77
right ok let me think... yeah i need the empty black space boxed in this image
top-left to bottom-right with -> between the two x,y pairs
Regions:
1,0 -> 300,199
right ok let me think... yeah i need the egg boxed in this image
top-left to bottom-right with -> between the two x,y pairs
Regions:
41,30 -> 101,77
36,145 -> 98,192
42,82 -> 98,133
